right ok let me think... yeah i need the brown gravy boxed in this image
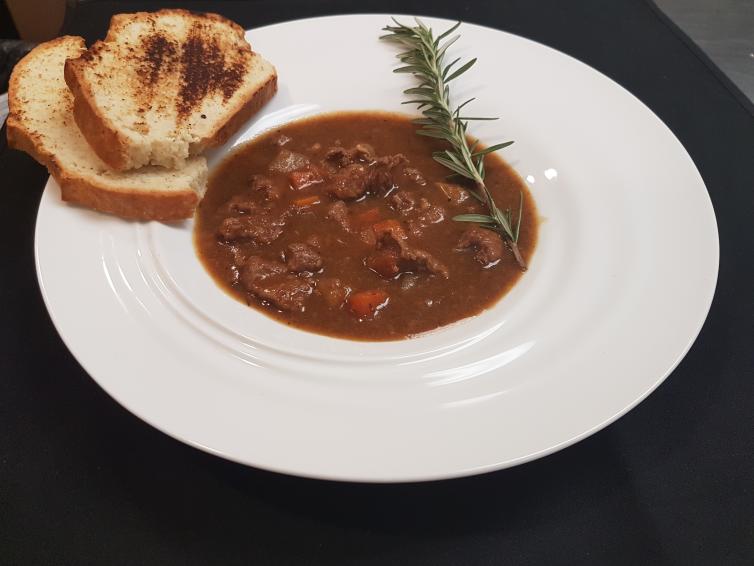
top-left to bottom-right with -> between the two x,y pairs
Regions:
194,112 -> 537,340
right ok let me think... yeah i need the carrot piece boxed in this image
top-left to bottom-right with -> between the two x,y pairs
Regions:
366,253 -> 400,278
354,207 -> 381,225
292,195 -> 321,208
347,289 -> 389,318
289,166 -> 323,190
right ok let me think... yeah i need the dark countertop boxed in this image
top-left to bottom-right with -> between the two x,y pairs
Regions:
1,1 -> 753,564
655,0 -> 754,102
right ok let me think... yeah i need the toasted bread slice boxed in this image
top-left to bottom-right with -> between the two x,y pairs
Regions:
7,36 -> 207,221
64,9 -> 277,171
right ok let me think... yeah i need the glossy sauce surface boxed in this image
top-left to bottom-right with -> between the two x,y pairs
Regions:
195,112 -> 537,340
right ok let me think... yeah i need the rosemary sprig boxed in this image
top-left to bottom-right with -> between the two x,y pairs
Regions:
380,18 -> 527,270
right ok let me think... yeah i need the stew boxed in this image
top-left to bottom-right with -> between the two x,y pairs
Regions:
194,112 -> 537,340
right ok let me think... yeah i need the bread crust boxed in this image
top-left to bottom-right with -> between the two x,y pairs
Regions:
106,9 -> 247,39
64,56 -> 134,171
65,8 -> 277,171
7,36 -> 200,221
56,175 -> 198,221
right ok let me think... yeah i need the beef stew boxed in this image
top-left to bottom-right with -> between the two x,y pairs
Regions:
194,112 -> 537,340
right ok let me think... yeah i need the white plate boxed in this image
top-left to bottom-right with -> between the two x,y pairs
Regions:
35,15 -> 718,482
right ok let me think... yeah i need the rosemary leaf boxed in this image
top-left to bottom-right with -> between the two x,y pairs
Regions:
442,57 -> 462,78
453,214 -> 496,223
456,97 -> 476,111
416,130 -> 453,140
446,58 -> 477,82
394,65 -> 427,73
472,141 -> 515,156
435,21 -> 462,42
433,156 -> 476,178
437,35 -> 460,59
403,87 -> 435,96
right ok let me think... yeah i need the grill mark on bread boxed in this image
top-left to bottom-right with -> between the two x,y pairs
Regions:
176,22 -> 247,119
141,33 -> 177,85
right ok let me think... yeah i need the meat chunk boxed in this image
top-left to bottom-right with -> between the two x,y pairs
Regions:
388,190 -> 417,215
239,256 -> 287,285
457,226 -> 505,266
399,273 -> 421,291
288,165 -> 324,190
367,154 -> 407,196
324,143 -> 376,169
324,146 -> 352,168
218,215 -> 284,245
285,243 -> 323,273
249,174 -> 281,201
352,143 -> 376,163
222,176 -> 279,214
327,154 -> 401,199
225,195 -> 261,215
404,167 -> 426,186
399,247 -> 449,278
326,152 -> 407,200
375,153 -> 407,169
231,247 -> 249,267
372,220 -> 449,278
407,203 -> 446,237
326,200 -> 351,232
437,182 -> 470,204
328,163 -> 369,199
316,277 -> 351,307
254,278 -> 313,312
368,229 -> 404,278
417,197 -> 440,213
305,234 -> 321,249
365,166 -> 394,196
239,256 -> 312,312
269,149 -> 311,173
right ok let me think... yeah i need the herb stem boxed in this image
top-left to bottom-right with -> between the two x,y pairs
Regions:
508,238 -> 526,270
478,180 -> 527,270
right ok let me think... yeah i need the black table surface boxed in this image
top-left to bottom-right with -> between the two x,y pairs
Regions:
2,1 -> 753,564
